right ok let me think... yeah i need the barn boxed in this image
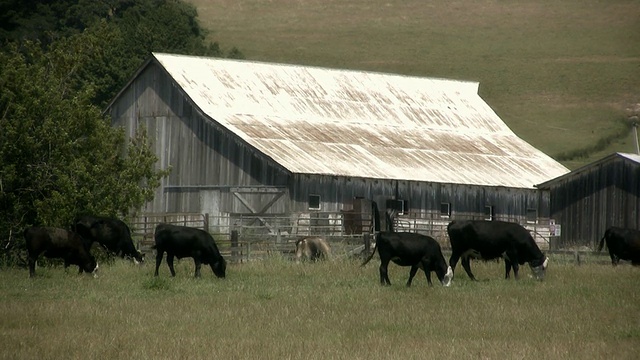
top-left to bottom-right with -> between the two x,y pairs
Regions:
537,152 -> 640,249
105,53 -> 569,248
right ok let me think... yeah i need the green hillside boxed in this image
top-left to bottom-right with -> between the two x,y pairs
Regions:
191,0 -> 640,169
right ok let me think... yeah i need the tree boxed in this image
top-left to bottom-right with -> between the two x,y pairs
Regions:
0,0 -> 241,265
0,38 -> 169,264
1,1 -> 244,106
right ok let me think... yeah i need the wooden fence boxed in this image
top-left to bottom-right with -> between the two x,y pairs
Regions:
129,212 -> 570,264
129,212 -> 373,263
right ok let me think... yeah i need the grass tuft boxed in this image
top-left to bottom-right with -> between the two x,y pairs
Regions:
142,276 -> 171,291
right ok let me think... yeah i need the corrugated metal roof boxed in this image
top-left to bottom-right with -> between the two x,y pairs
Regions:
537,152 -> 640,188
152,52 -> 569,189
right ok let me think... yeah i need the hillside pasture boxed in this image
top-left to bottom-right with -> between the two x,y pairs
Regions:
1,256 -> 638,359
191,0 -> 640,169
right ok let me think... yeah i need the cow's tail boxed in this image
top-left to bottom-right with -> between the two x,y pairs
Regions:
360,233 -> 379,267
597,232 -> 607,252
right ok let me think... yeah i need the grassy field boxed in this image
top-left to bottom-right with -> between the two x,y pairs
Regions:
190,0 -> 640,169
1,256 -> 639,359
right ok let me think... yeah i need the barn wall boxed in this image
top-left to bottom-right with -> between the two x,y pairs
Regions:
109,63 -> 292,214
399,182 -> 544,222
289,175 -> 545,223
547,157 -> 640,248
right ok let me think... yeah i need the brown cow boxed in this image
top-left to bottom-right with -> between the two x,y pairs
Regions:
295,236 -> 331,262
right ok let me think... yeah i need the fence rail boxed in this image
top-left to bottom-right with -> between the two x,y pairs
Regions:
129,212 -> 565,264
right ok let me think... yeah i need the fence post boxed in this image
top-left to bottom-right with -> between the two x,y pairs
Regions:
574,249 -> 581,265
231,230 -> 239,263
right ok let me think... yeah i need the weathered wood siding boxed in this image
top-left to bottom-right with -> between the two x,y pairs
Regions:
289,174 -> 545,223
110,63 -> 291,214
547,156 -> 640,247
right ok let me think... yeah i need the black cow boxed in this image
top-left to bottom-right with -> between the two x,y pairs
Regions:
73,215 -> 144,263
361,201 -> 453,287
598,226 -> 640,266
447,220 -> 548,281
361,232 -> 453,287
153,223 -> 226,278
295,236 -> 331,262
24,226 -> 98,278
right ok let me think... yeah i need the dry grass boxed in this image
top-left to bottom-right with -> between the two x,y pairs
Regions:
189,0 -> 640,169
1,256 -> 639,359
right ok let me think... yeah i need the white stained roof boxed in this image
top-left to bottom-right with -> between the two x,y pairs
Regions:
152,53 -> 570,189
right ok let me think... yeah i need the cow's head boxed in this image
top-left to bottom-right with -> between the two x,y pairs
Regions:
294,238 -> 306,263
212,258 -> 226,278
133,251 -> 145,265
529,256 -> 549,281
441,266 -> 453,287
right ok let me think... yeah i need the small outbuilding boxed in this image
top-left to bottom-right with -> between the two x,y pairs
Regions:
537,152 -> 640,248
106,53 -> 569,244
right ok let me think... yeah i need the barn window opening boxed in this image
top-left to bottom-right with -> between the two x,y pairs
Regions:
386,199 -> 408,216
485,205 -> 494,221
308,194 -> 321,210
440,202 -> 451,218
526,208 -> 537,223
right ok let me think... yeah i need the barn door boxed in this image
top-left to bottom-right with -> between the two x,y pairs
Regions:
230,186 -> 288,233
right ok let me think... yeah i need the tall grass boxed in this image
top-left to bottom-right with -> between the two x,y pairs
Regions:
1,256 -> 638,359
191,0 -> 640,169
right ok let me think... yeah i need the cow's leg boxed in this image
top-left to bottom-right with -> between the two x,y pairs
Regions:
406,265 -> 419,287
461,256 -> 477,281
379,259 -> 391,285
154,251 -> 164,276
28,257 -> 37,278
421,261 -> 434,286
511,262 -> 520,280
194,259 -> 202,278
449,252 -> 460,274
504,259 -> 512,279
167,254 -> 176,277
610,251 -> 619,266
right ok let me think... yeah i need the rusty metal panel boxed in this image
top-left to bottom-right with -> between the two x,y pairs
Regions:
149,53 -> 569,189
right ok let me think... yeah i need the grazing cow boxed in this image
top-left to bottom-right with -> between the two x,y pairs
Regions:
73,215 -> 144,263
361,231 -> 453,287
295,236 -> 331,262
361,201 -> 453,287
24,226 -> 98,278
598,226 -> 640,266
153,223 -> 226,278
447,220 -> 548,281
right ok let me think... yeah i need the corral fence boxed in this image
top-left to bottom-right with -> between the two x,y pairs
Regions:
129,212 -> 375,264
129,212 -> 609,265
